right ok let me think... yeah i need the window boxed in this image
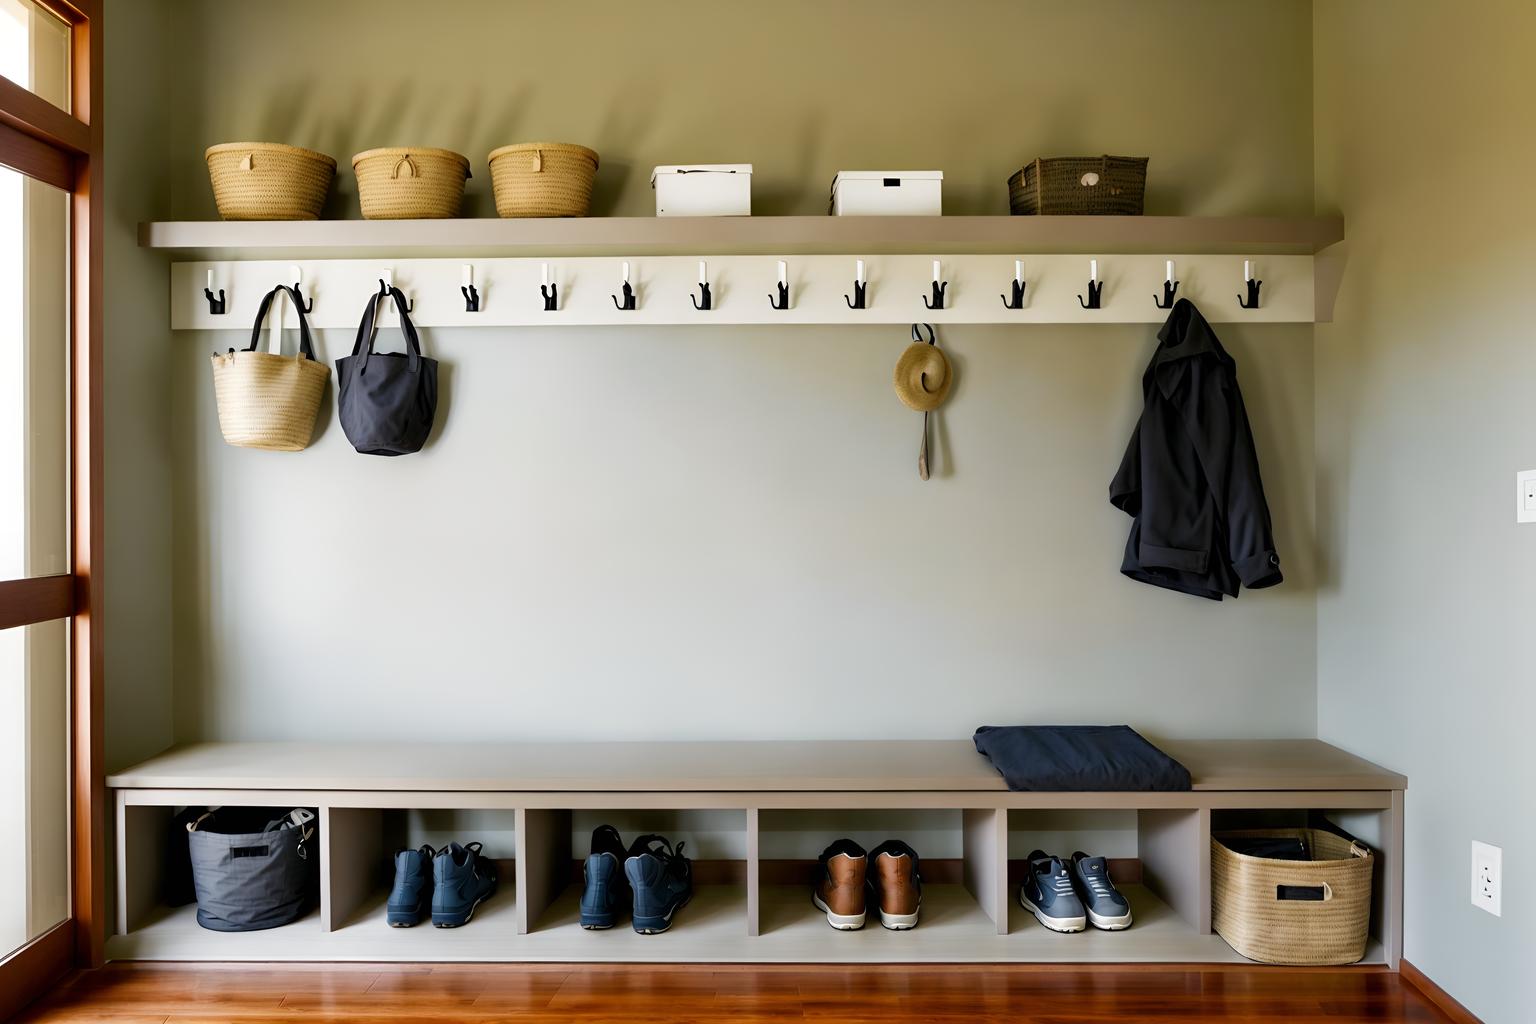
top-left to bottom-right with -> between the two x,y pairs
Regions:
0,619 -> 68,954
0,166 -> 69,582
0,140 -> 70,977
0,152 -> 70,965
0,0 -> 100,998
0,0 -> 70,112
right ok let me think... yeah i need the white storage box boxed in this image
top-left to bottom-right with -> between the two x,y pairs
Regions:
650,164 -> 752,217
830,170 -> 943,216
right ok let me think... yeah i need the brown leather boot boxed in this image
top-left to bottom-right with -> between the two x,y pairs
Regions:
813,839 -> 867,930
869,840 -> 922,930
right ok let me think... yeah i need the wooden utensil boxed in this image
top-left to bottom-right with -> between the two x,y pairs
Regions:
919,410 -> 930,480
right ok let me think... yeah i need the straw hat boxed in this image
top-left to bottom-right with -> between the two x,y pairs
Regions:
894,342 -> 953,411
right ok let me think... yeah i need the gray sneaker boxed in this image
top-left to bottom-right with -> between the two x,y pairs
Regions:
1018,850 -> 1086,933
1070,851 -> 1133,930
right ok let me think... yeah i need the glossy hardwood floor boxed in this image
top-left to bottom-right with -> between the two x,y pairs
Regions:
13,963 -> 1458,1023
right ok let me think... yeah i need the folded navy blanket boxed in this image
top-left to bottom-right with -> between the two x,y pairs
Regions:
972,725 -> 1192,791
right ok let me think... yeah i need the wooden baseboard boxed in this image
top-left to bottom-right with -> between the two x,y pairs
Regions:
1400,959 -> 1483,1024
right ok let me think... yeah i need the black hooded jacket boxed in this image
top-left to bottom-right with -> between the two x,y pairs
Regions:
1110,299 -> 1282,600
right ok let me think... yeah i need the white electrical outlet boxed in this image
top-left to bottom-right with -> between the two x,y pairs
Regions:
1471,840 -> 1502,916
1518,470 -> 1536,523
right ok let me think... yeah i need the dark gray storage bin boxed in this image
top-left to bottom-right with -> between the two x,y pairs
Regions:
186,807 -> 318,932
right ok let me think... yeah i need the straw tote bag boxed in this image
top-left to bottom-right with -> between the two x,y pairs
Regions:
211,285 -> 330,451
336,285 -> 438,456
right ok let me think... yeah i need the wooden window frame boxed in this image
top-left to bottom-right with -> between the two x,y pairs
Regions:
0,0 -> 104,1017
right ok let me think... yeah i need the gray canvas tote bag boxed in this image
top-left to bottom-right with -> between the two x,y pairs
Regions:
187,807 -> 317,932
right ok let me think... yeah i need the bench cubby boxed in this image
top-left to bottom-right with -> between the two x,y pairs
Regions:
519,806 -> 749,938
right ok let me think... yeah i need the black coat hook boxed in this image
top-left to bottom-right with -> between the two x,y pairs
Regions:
376,279 -> 411,312
541,283 -> 559,311
690,281 -> 713,311
922,280 -> 948,310
845,280 -> 867,309
1239,279 -> 1262,309
1155,279 -> 1179,309
1078,280 -> 1104,309
292,282 -> 314,313
1001,279 -> 1027,310
769,281 -> 789,310
612,281 -> 636,311
462,284 -> 480,312
204,286 -> 226,315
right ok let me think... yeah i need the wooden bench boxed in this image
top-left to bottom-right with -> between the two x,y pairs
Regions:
108,738 -> 1404,965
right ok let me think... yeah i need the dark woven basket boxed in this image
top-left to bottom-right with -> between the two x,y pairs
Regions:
1008,156 -> 1148,215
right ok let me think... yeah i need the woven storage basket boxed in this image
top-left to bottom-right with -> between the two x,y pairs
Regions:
211,285 -> 330,452
205,143 -> 336,221
488,143 -> 599,217
1008,155 -> 1148,215
352,147 -> 471,219
1211,828 -> 1374,965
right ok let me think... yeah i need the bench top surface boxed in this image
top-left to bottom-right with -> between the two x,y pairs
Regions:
106,738 -> 1405,793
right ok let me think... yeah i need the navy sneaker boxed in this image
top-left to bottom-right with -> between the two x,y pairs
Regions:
580,825 -> 631,930
1070,851 -> 1133,930
624,834 -> 692,934
385,844 -> 435,927
1018,849 -> 1086,933
431,841 -> 498,928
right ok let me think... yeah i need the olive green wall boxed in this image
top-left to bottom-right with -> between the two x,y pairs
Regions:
103,0 -> 177,769
107,0 -> 1319,750
155,0 -> 1315,221
1313,3 -> 1535,1020
139,0 -> 1320,746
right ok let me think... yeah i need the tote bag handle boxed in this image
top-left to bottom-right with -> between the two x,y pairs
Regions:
350,285 -> 423,375
246,284 -> 319,361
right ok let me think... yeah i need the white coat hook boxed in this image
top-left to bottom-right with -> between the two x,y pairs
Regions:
1155,258 -> 1179,309
770,259 -> 789,310
612,260 -> 636,311
846,258 -> 868,309
203,267 -> 226,314
289,264 -> 311,313
1240,258 -> 1262,309
1080,258 -> 1104,309
541,262 -> 558,311
691,260 -> 712,311
379,268 -> 413,312
923,258 -> 947,310
1003,258 -> 1026,309
461,264 -> 480,312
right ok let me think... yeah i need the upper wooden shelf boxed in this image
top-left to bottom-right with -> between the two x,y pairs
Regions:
137,215 -> 1344,259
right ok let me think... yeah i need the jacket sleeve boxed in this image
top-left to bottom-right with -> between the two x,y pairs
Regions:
1109,420 -> 1142,516
1186,367 -> 1283,589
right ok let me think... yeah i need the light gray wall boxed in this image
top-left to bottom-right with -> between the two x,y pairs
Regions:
172,320 -> 1315,742
137,0 -> 1320,745
1313,3 -> 1535,1020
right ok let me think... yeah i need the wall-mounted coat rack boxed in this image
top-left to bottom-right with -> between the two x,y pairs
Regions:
167,253 -> 1317,329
